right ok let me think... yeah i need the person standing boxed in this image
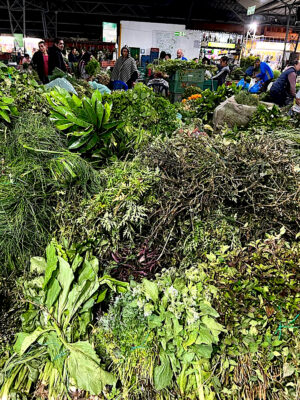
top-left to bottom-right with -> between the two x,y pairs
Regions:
21,54 -> 31,65
176,49 -> 187,61
48,38 -> 67,75
68,47 -> 78,63
212,56 -> 230,87
31,41 -> 49,84
78,51 -> 93,79
110,45 -> 138,89
253,57 -> 274,92
270,59 -> 300,107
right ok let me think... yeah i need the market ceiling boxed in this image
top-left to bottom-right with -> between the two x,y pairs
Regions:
0,0 -> 299,39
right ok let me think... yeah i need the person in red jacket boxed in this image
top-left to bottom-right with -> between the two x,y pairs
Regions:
32,41 -> 49,83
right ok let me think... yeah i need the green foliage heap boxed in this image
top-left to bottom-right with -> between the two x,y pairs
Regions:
0,61 -> 48,115
234,91 -> 260,106
46,87 -> 123,162
105,83 -> 180,137
148,59 -> 215,76
0,241 -> 127,399
179,84 -> 241,122
97,233 -> 300,399
0,112 -> 101,267
99,268 -> 224,399
85,58 -> 101,77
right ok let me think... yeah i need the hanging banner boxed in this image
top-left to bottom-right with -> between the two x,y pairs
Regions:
13,33 -> 24,48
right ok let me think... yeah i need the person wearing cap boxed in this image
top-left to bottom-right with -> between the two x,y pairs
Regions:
176,49 -> 187,61
270,59 -> 300,107
253,58 -> 274,92
110,46 -> 138,89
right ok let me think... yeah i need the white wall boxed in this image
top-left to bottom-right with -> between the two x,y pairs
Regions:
120,20 -> 201,60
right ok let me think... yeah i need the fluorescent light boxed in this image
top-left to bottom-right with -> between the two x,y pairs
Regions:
249,22 -> 258,32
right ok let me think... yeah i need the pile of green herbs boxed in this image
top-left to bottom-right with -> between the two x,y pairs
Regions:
0,62 -> 48,115
56,131 -> 300,281
148,59 -> 215,76
0,241 -> 127,399
0,61 -> 299,400
0,112 -> 101,268
97,233 -> 299,400
178,84 -> 241,122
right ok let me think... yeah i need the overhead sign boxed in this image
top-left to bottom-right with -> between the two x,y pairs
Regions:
247,5 -> 256,15
175,31 -> 186,37
208,42 -> 236,49
103,22 -> 117,43
13,33 -> 23,48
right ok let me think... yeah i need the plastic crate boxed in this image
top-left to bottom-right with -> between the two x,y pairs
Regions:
170,69 -> 205,83
169,80 -> 203,94
201,80 -> 218,91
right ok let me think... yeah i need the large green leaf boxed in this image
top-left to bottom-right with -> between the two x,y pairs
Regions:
0,109 -> 11,123
91,90 -> 102,109
68,134 -> 93,150
57,257 -> 74,323
103,102 -> 112,125
49,89 -> 71,108
45,277 -> 61,309
200,303 -> 219,317
196,327 -> 213,345
1,96 -> 14,104
30,257 -> 46,275
80,133 -> 99,152
96,101 -> 104,129
202,316 -> 224,333
67,341 -> 116,394
44,242 -> 58,288
83,98 -> 97,126
51,104 -> 91,128
143,279 -> 158,302
56,122 -> 74,131
15,328 -> 47,355
63,259 -> 99,328
194,344 -> 213,359
72,94 -> 82,108
154,353 -> 172,390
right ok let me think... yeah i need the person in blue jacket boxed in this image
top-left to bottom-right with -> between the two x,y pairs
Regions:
254,58 -> 274,92
176,49 -> 187,61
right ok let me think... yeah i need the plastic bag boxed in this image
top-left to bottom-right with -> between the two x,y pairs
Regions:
45,78 -> 77,94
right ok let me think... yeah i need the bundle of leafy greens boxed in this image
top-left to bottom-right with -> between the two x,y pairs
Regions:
46,87 -> 124,163
0,241 -> 128,399
0,111 -> 101,267
98,267 -> 225,399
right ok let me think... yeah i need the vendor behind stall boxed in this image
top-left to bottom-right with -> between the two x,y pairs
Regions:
254,58 -> 274,92
270,59 -> 300,107
212,56 -> 230,87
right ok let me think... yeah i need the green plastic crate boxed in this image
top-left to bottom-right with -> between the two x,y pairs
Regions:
201,80 -> 218,91
169,80 -> 203,94
170,69 -> 205,83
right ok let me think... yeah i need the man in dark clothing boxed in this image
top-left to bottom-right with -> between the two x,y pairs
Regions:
68,47 -> 78,63
270,59 -> 300,107
31,41 -> 49,84
48,38 -> 67,75
212,56 -> 230,87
